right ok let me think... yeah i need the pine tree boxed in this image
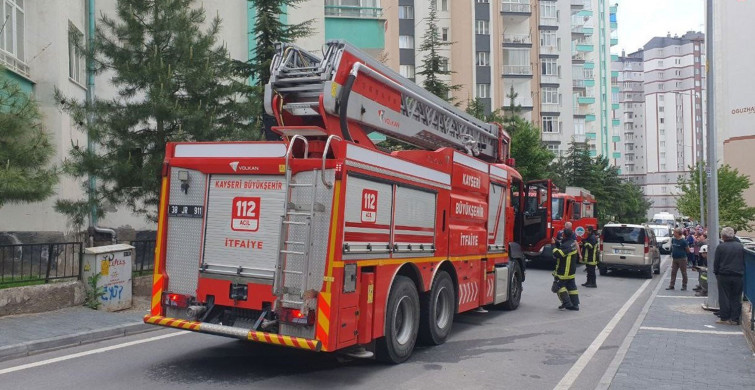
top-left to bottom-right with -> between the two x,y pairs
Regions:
248,0 -> 312,138
0,70 -> 58,207
417,0 -> 460,102
56,0 -> 257,224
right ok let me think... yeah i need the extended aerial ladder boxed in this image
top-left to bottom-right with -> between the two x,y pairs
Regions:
264,40 -> 510,163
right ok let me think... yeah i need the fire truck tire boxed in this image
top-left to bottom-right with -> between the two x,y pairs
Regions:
501,262 -> 523,311
418,271 -> 455,346
376,275 -> 420,364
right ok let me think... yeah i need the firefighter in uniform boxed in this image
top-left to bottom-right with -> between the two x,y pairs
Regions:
580,226 -> 598,288
553,228 -> 580,311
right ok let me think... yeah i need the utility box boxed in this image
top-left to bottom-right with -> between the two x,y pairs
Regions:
83,244 -> 134,311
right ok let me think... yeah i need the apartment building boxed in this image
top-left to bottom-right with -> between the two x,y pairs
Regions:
613,50 -> 646,177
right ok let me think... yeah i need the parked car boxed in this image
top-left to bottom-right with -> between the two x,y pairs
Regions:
599,223 -> 661,278
649,225 -> 672,254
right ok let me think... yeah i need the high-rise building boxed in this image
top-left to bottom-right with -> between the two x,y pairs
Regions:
613,50 -> 646,177
611,32 -> 706,218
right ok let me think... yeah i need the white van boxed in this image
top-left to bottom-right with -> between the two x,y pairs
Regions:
652,212 -> 676,229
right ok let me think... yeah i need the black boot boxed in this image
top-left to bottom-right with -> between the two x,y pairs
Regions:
567,293 -> 580,311
558,291 -> 574,310
586,275 -> 597,288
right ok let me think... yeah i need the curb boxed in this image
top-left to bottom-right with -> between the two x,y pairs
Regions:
0,322 -> 157,362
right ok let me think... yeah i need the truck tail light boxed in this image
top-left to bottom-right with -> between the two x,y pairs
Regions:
163,292 -> 191,308
279,307 -> 315,326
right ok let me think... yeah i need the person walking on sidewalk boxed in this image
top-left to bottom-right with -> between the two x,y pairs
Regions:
553,228 -> 580,311
581,226 -> 598,288
714,227 -> 745,326
666,228 -> 690,291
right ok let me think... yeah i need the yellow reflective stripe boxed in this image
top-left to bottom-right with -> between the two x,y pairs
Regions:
568,290 -> 579,295
558,287 -> 567,293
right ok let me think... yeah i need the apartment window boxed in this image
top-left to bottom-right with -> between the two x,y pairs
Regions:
477,0 -> 489,2
574,119 -> 585,135
439,58 -> 449,72
542,87 -> 559,104
475,20 -> 489,35
0,0 -> 25,61
540,2 -> 557,19
660,118 -> 665,124
658,83 -> 664,91
68,23 -> 86,84
657,60 -> 663,67
659,106 -> 664,112
675,58 -> 681,65
657,71 -> 663,78
398,5 -> 414,19
441,27 -> 449,42
695,56 -> 700,63
695,80 -> 701,87
540,31 -> 557,48
660,129 -> 665,136
676,82 -> 682,88
542,116 -> 559,133
660,152 -> 666,159
476,83 -> 490,99
476,51 -> 490,66
658,95 -> 664,101
695,68 -> 700,75
661,164 -> 667,170
660,141 -> 665,148
399,35 -> 414,49
399,64 -> 415,80
545,143 -> 560,154
541,58 -> 558,76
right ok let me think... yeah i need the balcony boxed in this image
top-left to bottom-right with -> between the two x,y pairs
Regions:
507,96 -> 534,109
578,96 -> 596,105
612,135 -> 621,143
612,103 -> 620,110
501,1 -> 532,17
572,52 -> 587,62
611,37 -> 619,46
586,132 -> 597,139
324,5 -> 383,18
541,103 -> 561,113
585,115 -> 596,122
572,26 -> 594,35
573,79 -> 586,89
571,0 -> 585,9
502,34 -> 532,47
541,74 -> 560,84
612,119 -> 621,127
539,16 -> 559,28
575,44 -> 594,52
502,65 -> 533,77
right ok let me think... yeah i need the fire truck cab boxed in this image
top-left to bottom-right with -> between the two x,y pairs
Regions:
145,41 -> 529,363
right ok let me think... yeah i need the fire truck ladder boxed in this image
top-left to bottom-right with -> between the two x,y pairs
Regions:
275,135 -> 338,309
265,40 -> 506,162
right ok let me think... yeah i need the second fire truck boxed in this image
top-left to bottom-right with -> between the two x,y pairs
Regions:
144,40 -> 551,363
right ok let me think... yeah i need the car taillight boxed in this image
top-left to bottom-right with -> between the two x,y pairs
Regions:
162,292 -> 191,308
279,307 -> 315,326
644,236 -> 649,254
599,234 -> 604,251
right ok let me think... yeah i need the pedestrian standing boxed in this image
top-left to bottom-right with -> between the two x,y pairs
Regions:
553,228 -> 580,311
686,229 -> 695,266
666,228 -> 690,291
580,226 -> 598,288
714,227 -> 745,326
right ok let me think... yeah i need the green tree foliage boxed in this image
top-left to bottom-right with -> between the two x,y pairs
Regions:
0,70 -> 58,207
550,142 -> 650,225
677,163 -> 755,231
417,0 -> 460,102
56,0 -> 257,225
508,117 -> 554,182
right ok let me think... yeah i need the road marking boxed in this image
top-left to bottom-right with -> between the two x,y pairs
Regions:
553,271 -> 655,390
639,326 -> 742,335
596,258 -> 670,390
655,295 -> 707,299
0,331 -> 187,376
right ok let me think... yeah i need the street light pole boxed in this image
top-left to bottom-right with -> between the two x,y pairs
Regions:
704,0 -> 719,310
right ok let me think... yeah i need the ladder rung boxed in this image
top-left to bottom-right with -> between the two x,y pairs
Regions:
284,241 -> 305,245
281,299 -> 305,305
289,183 -> 314,188
280,250 -> 306,255
283,270 -> 303,274
287,211 -> 313,216
282,221 -> 308,225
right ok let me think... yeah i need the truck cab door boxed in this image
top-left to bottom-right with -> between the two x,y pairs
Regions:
520,180 -> 553,252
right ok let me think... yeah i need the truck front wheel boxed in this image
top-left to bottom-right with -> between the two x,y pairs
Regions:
376,275 -> 420,364
419,271 -> 455,345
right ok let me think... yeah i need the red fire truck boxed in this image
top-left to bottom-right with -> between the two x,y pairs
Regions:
144,41 -> 544,363
522,183 -> 598,264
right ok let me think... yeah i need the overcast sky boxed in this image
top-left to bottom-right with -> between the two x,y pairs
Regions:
616,0 -> 705,55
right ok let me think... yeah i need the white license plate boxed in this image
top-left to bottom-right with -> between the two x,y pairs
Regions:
614,249 -> 633,254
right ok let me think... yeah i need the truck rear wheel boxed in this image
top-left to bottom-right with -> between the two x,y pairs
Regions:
419,271 -> 454,345
376,275 -> 420,364
501,262 -> 523,311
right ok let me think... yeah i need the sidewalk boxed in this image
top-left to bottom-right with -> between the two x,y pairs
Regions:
607,270 -> 755,390
0,297 -> 154,362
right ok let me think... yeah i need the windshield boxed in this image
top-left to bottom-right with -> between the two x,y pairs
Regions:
653,219 -> 673,226
552,198 -> 564,220
602,227 -> 645,244
653,228 -> 670,237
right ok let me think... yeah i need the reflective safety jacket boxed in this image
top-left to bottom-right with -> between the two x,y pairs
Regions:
553,238 -> 579,280
581,234 -> 599,266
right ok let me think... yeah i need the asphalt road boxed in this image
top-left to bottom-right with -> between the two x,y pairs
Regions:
0,256 -> 671,390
